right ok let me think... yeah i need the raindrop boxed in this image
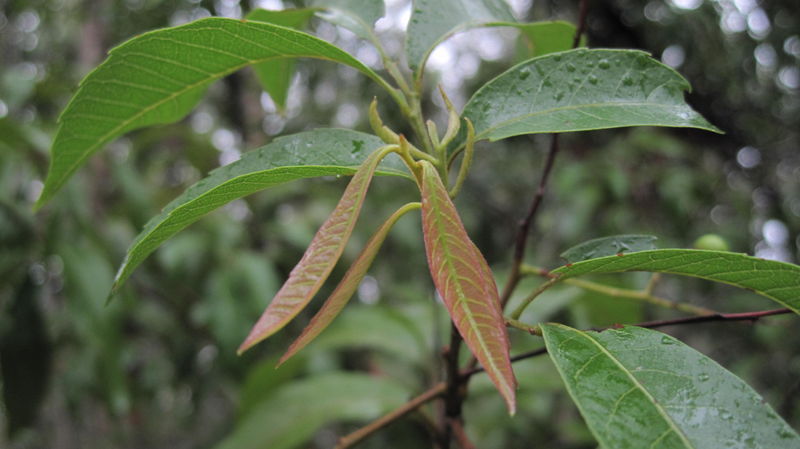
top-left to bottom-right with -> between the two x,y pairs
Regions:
598,59 -> 611,69
698,373 -> 710,382
553,54 -> 562,62
519,69 -> 531,80
588,74 -> 598,85
566,63 -> 576,72
622,75 -> 634,86
553,91 -> 564,101
660,336 -> 676,345
720,410 -> 733,420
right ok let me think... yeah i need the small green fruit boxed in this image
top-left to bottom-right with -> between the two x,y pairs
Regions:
693,234 -> 730,251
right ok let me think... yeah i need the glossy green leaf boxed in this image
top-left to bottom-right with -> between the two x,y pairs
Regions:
37,17 -> 387,206
406,0 -> 515,71
453,48 -> 721,154
215,372 -> 409,449
560,234 -> 658,263
111,130 -> 406,294
517,21 -> 578,58
419,160 -> 516,413
278,202 -> 420,365
551,249 -> 800,314
542,324 -> 800,448
238,145 -> 395,354
247,8 -> 317,112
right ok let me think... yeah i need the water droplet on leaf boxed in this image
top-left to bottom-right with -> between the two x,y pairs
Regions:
599,59 -> 610,69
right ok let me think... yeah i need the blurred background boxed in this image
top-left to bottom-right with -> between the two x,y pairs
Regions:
0,0 -> 798,447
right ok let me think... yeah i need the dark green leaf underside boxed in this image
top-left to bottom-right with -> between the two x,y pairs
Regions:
111,129 -> 406,293
542,324 -> 800,449
560,234 -> 658,263
552,249 -> 800,314
455,48 -> 721,153
38,17 -> 382,206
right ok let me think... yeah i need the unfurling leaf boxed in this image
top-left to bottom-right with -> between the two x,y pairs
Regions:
37,17 -> 386,207
238,146 -> 395,354
552,249 -> 800,314
542,324 -> 800,448
419,161 -> 516,413
278,202 -> 421,366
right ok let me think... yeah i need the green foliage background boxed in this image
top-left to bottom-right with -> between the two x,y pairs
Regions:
0,0 -> 798,447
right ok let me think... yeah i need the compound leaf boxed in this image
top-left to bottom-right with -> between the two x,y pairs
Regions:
111,129 -> 406,295
419,161 -> 516,413
238,145 -> 394,354
551,249 -> 800,314
453,48 -> 721,154
38,17 -> 386,206
278,202 -> 421,365
542,324 -> 800,449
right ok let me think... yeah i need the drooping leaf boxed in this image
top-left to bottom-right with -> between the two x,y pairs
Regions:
37,17 -> 389,207
452,48 -> 721,156
246,8 -> 318,112
551,249 -> 800,314
542,324 -> 800,449
516,21 -> 578,58
560,234 -> 658,264
313,0 -> 385,41
406,0 -> 515,71
419,161 -> 516,413
278,202 -> 421,365
215,372 -> 409,449
111,130 -> 407,294
238,145 -> 395,354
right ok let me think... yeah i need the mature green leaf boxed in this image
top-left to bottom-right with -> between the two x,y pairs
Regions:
111,130 -> 406,294
542,324 -> 800,449
238,145 -> 395,354
278,202 -> 420,365
516,21 -> 578,58
551,249 -> 800,314
247,8 -> 318,112
215,372 -> 409,449
313,0 -> 385,41
560,234 -> 658,263
419,161 -> 516,413
406,0 -> 515,71
37,17 -> 387,206
453,48 -> 721,154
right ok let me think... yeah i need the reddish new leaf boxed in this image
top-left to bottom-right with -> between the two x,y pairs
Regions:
278,202 -> 421,366
419,161 -> 516,414
238,147 -> 393,354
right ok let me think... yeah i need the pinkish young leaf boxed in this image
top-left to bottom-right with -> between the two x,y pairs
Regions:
419,161 -> 516,414
238,146 -> 395,354
277,202 -> 422,366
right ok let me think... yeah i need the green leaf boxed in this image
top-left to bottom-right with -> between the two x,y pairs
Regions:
541,324 -> 800,448
313,0 -> 385,41
560,234 -> 658,263
238,145 -> 395,354
278,202 -> 420,365
111,130 -> 406,294
516,21 -> 578,58
419,161 -> 516,414
215,372 -> 409,449
37,17 -> 388,207
551,249 -> 800,314
453,48 -> 721,154
406,0 -> 515,71
246,8 -> 318,112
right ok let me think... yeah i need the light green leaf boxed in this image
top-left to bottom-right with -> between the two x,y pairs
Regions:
215,372 -> 409,449
247,8 -> 318,112
453,48 -> 721,155
516,21 -> 578,58
313,0 -> 385,41
542,324 -> 800,449
560,234 -> 658,263
551,249 -> 800,314
406,0 -> 515,71
111,129 -> 407,294
37,17 -> 388,207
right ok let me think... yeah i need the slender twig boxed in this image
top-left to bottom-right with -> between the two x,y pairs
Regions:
631,308 -> 792,330
450,419 -> 477,449
441,323 -> 464,448
572,0 -> 590,49
510,277 -> 560,319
